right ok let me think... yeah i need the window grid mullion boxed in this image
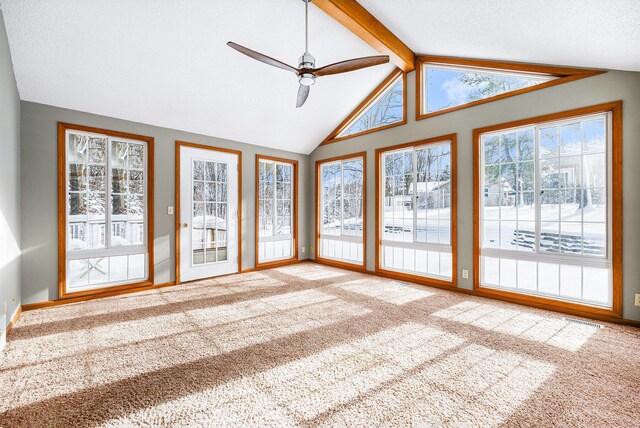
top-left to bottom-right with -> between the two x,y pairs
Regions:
534,126 -> 541,254
272,161 -> 277,238
340,161 -> 344,237
412,148 -> 418,244
105,137 -> 112,251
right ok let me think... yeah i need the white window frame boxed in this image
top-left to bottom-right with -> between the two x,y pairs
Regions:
380,140 -> 453,281
318,156 -> 365,266
65,129 -> 149,291
257,158 -> 295,264
478,112 -> 613,308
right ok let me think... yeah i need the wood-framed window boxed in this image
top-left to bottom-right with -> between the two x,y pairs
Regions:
255,155 -> 298,268
321,69 -> 406,146
416,55 -> 604,121
315,152 -> 366,270
473,101 -> 623,317
58,122 -> 154,299
375,135 -> 457,287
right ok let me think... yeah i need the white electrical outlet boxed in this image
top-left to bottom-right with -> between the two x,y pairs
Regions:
167,206 -> 174,215
635,293 -> 640,307
462,269 -> 469,279
302,246 -> 306,253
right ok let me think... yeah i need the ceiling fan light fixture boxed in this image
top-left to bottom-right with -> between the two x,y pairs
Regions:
299,73 -> 316,86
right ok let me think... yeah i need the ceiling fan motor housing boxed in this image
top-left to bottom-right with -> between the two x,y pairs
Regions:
299,52 -> 315,70
298,52 -> 316,86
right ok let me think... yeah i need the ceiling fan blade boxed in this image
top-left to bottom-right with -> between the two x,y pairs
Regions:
296,85 -> 310,108
227,42 -> 298,74
312,55 -> 390,77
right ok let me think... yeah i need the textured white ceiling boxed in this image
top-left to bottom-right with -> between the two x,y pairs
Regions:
359,0 -> 640,72
0,0 -> 394,154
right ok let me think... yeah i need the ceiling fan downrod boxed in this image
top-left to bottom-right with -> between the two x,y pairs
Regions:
298,0 -> 316,86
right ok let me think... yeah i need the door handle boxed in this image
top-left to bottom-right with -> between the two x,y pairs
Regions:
182,223 -> 189,228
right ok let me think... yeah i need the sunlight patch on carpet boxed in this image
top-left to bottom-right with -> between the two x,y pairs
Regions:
324,343 -> 555,427
335,278 -> 434,305
274,263 -> 347,280
0,290 -> 369,410
432,301 -> 598,351
96,323 -> 465,426
254,322 -> 465,420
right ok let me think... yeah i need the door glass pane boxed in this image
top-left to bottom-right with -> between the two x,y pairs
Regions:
193,160 -> 229,265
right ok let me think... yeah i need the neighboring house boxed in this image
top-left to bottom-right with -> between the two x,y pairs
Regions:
484,177 -> 515,206
398,180 -> 451,210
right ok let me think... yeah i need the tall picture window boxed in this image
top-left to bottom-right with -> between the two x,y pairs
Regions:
475,103 -> 622,315
256,156 -> 297,266
59,123 -> 153,297
317,153 -> 366,267
377,136 -> 456,284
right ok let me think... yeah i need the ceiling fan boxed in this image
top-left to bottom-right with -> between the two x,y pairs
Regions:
227,0 -> 390,108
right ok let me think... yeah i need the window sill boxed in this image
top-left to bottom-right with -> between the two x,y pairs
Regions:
474,284 -> 621,319
59,279 -> 154,300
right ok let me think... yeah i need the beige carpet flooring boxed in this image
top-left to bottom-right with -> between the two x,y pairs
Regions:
1,262 -> 639,427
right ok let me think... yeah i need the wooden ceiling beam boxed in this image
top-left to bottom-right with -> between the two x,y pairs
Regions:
312,0 -> 415,72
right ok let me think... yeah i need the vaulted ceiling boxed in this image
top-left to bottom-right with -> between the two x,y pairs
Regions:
0,0 -> 394,154
359,0 -> 640,72
2,1 -> 638,155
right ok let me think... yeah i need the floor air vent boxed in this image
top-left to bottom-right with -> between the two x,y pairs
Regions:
562,317 -> 603,329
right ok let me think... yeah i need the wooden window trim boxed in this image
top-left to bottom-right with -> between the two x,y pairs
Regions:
175,141 -> 243,284
416,55 -> 606,121
57,122 -> 155,300
254,154 -> 299,270
374,134 -> 458,288
321,69 -> 407,146
472,101 -> 623,318
315,151 -> 367,271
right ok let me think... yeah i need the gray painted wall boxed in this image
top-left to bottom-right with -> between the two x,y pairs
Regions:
309,70 -> 640,322
0,8 -> 21,332
20,101 -> 310,304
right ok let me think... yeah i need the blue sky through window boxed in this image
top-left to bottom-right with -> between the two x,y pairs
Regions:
425,66 -> 555,113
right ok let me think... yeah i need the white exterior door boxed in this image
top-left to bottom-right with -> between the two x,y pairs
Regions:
179,146 -> 239,282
